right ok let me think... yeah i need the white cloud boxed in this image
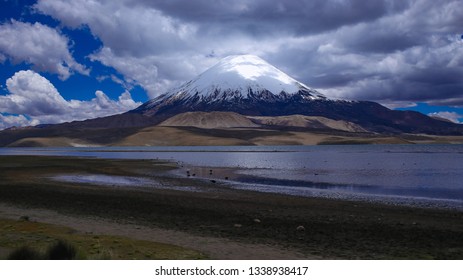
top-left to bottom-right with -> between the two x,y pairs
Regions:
428,111 -> 462,123
90,47 -> 223,97
1,70 -> 69,115
34,0 -> 282,97
35,0 -> 196,96
0,114 -> 39,130
35,0 -> 194,55
379,101 -> 417,110
0,20 -> 89,80
0,70 -> 142,129
66,90 -> 141,121
89,47 -> 159,97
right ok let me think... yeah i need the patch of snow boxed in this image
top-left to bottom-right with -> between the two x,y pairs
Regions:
164,55 -> 325,100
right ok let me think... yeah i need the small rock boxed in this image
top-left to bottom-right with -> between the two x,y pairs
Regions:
210,180 -> 216,183
224,176 -> 229,180
296,225 -> 305,231
234,224 -> 242,228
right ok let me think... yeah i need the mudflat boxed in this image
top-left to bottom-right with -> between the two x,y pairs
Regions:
0,156 -> 462,259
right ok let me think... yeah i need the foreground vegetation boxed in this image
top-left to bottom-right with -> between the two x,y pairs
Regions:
0,218 -> 206,260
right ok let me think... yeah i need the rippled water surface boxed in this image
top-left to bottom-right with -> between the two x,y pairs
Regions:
2,145 -> 463,206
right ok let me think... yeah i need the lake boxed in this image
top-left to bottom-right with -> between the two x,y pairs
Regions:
1,145 -> 463,209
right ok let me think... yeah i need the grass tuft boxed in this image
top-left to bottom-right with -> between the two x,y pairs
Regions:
7,246 -> 42,260
45,240 -> 77,260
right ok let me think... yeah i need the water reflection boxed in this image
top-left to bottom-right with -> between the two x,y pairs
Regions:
2,145 -> 463,202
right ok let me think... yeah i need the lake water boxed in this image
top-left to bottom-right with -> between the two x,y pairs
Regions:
1,145 -> 463,209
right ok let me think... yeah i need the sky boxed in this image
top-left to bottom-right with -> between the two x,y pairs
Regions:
0,0 -> 462,129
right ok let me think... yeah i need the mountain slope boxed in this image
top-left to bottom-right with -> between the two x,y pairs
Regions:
160,111 -> 259,129
248,115 -> 367,132
130,55 -> 462,135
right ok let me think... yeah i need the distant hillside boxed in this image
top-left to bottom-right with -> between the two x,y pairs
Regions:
160,111 -> 259,128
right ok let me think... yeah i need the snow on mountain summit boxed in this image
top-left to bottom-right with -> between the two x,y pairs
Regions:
135,54 -> 329,116
158,55 -> 326,102
181,55 -> 321,97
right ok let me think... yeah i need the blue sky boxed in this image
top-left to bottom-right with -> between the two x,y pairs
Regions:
0,0 -> 462,129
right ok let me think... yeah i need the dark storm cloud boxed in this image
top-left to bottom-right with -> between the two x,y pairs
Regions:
406,68 -> 463,86
342,30 -> 419,54
263,0 -> 463,107
135,0 -> 410,36
308,73 -> 369,88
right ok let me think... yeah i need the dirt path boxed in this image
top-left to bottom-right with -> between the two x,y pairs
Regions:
0,203 -> 309,260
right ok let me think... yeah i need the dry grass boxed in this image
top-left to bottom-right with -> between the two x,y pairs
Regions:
0,218 -> 206,260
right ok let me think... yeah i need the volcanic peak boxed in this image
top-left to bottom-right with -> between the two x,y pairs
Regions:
159,54 -> 326,102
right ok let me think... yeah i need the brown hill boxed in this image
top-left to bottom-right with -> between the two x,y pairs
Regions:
7,137 -> 96,147
159,111 -> 260,129
248,115 -> 367,132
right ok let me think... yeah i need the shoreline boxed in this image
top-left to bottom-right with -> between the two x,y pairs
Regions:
169,165 -> 463,212
1,156 -> 463,259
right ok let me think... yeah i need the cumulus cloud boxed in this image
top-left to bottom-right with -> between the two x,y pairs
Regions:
428,111 -> 463,123
1,70 -> 69,116
0,20 -> 89,80
35,0 -> 202,96
0,70 -> 141,129
89,47 -> 160,97
0,114 -> 39,130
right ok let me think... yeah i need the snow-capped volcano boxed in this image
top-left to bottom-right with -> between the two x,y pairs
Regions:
131,55 -> 463,135
166,54 -> 325,100
136,55 -> 326,116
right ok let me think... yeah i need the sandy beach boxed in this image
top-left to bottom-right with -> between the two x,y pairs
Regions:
1,155 -> 463,259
